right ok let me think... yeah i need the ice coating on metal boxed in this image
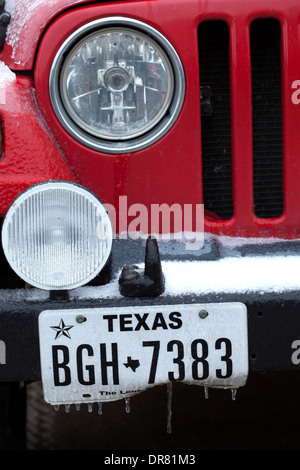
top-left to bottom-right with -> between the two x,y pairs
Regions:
0,59 -> 15,104
0,60 -> 15,83
161,255 -> 300,295
5,0 -> 84,62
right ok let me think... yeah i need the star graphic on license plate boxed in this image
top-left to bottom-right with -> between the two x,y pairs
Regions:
51,319 -> 74,339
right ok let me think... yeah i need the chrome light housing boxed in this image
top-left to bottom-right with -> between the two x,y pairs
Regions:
50,17 -> 185,153
1,181 -> 113,290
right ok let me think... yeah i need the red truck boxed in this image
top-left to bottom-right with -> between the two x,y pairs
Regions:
0,0 -> 299,450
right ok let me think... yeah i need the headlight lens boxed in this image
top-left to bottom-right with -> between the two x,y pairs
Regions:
50,17 -> 185,153
61,27 -> 173,141
1,181 -> 113,290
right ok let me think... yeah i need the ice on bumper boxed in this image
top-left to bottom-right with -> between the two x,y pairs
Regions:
162,255 -> 300,295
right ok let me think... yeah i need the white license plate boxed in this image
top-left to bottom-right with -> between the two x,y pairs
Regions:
38,303 -> 248,405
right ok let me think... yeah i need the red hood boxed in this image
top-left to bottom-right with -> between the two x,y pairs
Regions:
2,0 -> 134,70
2,0 -> 300,240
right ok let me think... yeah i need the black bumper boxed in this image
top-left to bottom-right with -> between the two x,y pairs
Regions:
0,236 -> 300,382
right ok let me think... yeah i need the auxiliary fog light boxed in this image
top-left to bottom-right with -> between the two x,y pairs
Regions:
1,181 -> 113,290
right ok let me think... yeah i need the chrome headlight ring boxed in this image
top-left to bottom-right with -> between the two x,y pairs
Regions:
49,17 -> 185,154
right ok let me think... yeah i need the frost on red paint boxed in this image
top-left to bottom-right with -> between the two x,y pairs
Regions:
3,0 -> 88,68
0,74 -> 75,216
1,0 -> 300,239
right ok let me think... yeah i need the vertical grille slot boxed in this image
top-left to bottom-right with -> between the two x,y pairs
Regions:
250,19 -> 283,218
198,21 -> 233,220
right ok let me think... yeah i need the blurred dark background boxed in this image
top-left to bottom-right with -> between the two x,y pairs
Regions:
23,370 -> 300,451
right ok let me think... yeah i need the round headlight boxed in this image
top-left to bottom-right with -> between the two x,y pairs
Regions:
50,17 -> 185,153
1,182 -> 113,290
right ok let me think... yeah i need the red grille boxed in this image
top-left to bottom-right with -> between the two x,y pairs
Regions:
203,5 -> 300,239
